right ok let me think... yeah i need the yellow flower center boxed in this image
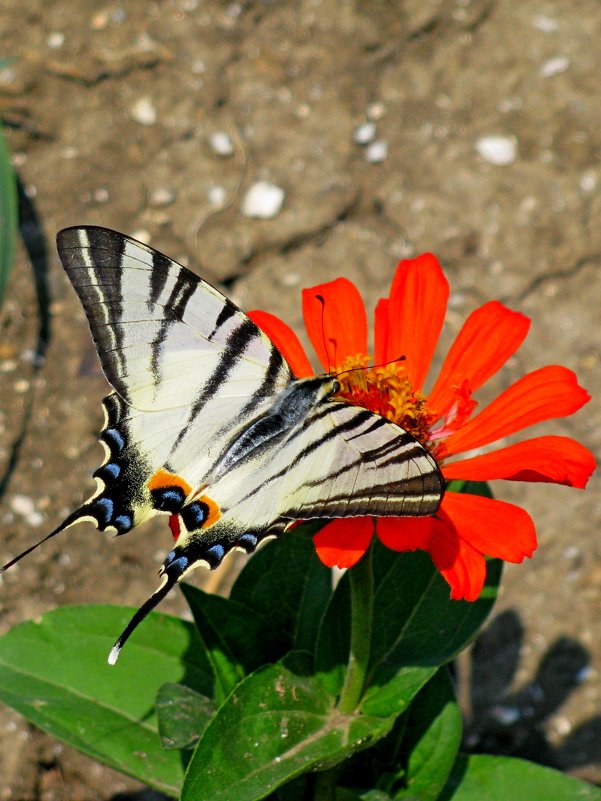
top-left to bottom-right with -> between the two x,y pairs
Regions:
335,355 -> 435,448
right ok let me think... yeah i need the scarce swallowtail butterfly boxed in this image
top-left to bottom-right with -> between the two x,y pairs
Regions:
2,227 -> 444,663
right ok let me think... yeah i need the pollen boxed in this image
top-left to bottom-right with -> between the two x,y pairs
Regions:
335,355 -> 435,447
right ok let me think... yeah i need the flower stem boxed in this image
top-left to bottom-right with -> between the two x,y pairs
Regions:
337,542 -> 374,714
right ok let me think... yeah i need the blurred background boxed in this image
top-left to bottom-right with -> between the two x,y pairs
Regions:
0,1 -> 600,797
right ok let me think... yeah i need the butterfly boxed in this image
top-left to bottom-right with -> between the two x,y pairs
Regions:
2,227 -> 444,663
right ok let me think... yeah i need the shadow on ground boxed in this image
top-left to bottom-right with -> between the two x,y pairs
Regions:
463,609 -> 601,776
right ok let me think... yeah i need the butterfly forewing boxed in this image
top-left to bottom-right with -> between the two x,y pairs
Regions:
57,226 -> 292,413
55,226 -> 293,534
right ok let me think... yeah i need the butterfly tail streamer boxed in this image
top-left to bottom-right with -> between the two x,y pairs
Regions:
0,507 -> 92,573
108,569 -> 180,665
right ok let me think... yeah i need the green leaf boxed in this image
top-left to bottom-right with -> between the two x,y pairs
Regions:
314,568 -> 352,696
179,583 -> 267,700
315,546 -> 500,718
182,662 -> 396,801
440,754 -> 601,801
0,120 -> 17,308
0,605 -> 214,796
393,668 -> 462,799
230,524 -> 332,656
156,682 -> 215,750
362,546 -> 501,716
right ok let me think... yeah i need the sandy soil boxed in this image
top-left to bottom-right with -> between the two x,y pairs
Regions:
0,1 -> 600,798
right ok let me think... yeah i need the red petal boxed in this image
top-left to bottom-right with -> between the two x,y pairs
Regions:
428,302 -> 530,418
384,254 -> 449,390
374,298 -> 390,364
375,516 -> 433,551
302,278 -> 368,372
440,492 -> 537,563
428,527 -> 487,601
443,366 -> 591,457
443,436 -> 596,488
375,516 -> 486,601
313,518 -> 374,569
248,310 -> 314,378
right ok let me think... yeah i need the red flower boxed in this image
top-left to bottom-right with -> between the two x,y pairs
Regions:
248,255 -> 595,601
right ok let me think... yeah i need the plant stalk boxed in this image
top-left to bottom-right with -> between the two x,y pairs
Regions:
337,541 -> 374,714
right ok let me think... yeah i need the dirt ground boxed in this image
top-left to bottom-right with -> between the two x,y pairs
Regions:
0,0 -> 600,798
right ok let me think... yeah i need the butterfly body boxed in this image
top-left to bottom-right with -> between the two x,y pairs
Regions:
4,226 -> 444,660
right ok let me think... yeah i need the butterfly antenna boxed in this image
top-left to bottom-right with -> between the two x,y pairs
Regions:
0,507 -> 88,573
108,570 -> 179,665
315,294 -> 331,372
335,354 -> 406,379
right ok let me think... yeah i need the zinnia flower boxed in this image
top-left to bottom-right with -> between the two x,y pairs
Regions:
248,254 -> 595,601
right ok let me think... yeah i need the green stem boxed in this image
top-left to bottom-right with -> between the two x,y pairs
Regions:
337,542 -> 374,714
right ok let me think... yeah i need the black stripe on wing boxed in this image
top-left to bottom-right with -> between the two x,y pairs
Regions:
172,318 -> 273,449
149,250 -> 173,309
58,228 -> 144,401
149,269 -> 198,388
232,402 -> 443,518
232,405 -> 377,506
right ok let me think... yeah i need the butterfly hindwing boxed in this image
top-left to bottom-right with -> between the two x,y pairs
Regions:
166,384 -> 443,571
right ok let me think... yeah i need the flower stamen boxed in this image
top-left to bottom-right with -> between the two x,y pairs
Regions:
335,355 -> 435,447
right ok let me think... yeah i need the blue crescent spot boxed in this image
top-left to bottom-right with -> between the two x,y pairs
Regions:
103,462 -> 122,480
238,533 -> 258,551
103,428 -> 125,453
164,550 -> 189,574
206,543 -> 225,563
113,514 -> 133,533
182,502 -> 207,530
94,497 -> 114,525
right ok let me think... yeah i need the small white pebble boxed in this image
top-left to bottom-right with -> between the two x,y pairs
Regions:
209,131 -> 234,157
131,229 -> 151,244
47,32 -> 65,49
539,56 -> 570,78
490,705 -> 521,726
365,140 -> 388,163
90,10 -> 110,30
576,666 -> 593,683
149,187 -> 176,206
61,146 -> 79,159
94,188 -> 109,203
130,97 -> 157,126
580,170 -> 597,193
533,15 -> 559,32
9,495 -> 44,527
241,181 -> 285,219
553,716 -> 572,736
366,102 -> 386,120
14,379 -> 29,393
353,122 -> 376,146
208,185 -> 227,207
476,135 -> 517,165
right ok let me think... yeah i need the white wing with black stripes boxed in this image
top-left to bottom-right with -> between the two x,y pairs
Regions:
2,226 -> 444,664
54,226 -> 293,534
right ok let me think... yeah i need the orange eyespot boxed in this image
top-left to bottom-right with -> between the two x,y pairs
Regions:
195,494 -> 222,528
147,468 -> 192,497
